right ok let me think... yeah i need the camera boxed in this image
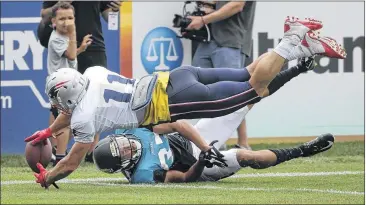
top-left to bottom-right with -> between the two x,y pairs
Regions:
172,1 -> 215,43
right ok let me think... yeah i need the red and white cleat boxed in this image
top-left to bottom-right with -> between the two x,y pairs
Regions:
301,31 -> 347,59
284,16 -> 323,39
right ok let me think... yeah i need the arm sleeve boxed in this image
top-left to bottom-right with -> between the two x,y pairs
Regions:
49,36 -> 68,58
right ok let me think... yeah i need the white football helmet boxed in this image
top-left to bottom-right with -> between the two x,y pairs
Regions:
46,68 -> 89,114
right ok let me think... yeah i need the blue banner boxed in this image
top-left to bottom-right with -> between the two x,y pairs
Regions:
1,2 -> 120,154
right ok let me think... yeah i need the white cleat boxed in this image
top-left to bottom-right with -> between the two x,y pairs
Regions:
284,16 -> 323,39
301,31 -> 347,59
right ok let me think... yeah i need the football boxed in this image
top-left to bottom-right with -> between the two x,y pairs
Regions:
25,139 -> 52,173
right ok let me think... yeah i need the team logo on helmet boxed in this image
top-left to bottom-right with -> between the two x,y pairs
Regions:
48,80 -> 70,99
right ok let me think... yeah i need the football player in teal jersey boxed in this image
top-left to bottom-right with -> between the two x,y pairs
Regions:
93,128 -> 227,183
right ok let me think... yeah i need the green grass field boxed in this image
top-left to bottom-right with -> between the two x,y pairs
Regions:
1,141 -> 365,204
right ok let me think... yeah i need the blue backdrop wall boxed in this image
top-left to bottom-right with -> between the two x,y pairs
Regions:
1,2 -> 120,153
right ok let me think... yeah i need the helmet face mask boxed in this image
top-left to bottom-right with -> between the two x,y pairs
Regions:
113,135 -> 142,170
93,134 -> 142,174
50,97 -> 72,115
45,68 -> 89,115
51,103 -> 72,115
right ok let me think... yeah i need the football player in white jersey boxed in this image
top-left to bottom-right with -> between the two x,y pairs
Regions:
25,17 -> 346,189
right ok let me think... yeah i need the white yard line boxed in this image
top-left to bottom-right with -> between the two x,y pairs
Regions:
45,181 -> 366,196
1,171 -> 364,196
1,177 -> 127,185
231,171 -> 365,178
2,171 -> 363,185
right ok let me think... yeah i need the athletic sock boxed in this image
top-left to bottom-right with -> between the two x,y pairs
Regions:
269,147 -> 303,166
286,45 -> 314,61
53,154 -> 66,167
267,65 -> 302,95
273,35 -> 301,60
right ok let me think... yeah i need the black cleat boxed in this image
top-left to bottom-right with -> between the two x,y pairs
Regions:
52,154 -> 66,167
85,152 -> 94,163
52,146 -> 57,155
299,133 -> 334,157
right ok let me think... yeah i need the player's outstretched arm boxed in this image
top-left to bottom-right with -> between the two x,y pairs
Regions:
153,120 -> 211,152
50,113 -> 72,134
44,141 -> 92,185
158,141 -> 227,183
163,160 -> 206,183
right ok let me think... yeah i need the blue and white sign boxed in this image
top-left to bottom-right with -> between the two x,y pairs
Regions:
1,2 -> 49,154
1,1 -> 120,154
140,27 -> 183,74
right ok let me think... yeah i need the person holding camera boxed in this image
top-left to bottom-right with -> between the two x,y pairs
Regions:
38,0 -> 122,163
186,1 -> 256,150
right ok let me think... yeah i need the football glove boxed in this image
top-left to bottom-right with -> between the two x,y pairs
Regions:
24,128 -> 52,145
297,56 -> 317,73
199,140 -> 228,168
33,163 -> 59,189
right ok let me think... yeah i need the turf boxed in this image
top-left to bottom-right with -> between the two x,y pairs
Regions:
1,141 -> 365,204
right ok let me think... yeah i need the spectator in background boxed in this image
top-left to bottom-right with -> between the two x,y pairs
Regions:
37,0 -> 122,163
46,2 -> 92,166
187,1 -> 256,150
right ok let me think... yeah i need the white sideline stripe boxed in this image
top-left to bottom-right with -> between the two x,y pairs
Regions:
1,171 -> 363,185
3,179 -> 363,196
1,17 -> 41,24
1,177 -> 128,185
81,182 -> 366,196
231,171 -> 365,178
1,80 -> 50,108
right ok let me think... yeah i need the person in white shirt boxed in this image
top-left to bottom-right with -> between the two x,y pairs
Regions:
46,2 -> 92,165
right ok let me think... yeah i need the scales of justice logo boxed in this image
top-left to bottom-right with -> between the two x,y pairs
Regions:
141,27 -> 184,74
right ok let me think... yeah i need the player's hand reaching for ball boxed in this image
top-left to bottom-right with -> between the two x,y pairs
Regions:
24,128 -> 52,145
33,163 -> 59,189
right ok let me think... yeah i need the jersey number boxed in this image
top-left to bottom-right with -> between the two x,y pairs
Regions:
103,74 -> 135,103
154,134 -> 173,170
